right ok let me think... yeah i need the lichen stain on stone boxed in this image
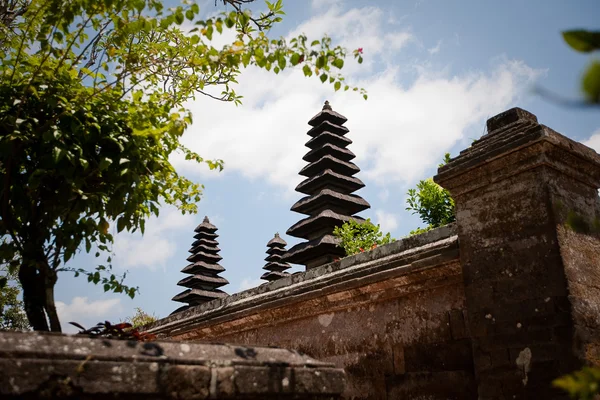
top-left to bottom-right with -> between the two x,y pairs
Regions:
515,347 -> 532,386
318,313 -> 335,327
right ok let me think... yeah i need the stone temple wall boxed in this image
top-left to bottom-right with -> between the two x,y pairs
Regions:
146,107 -> 600,400
147,225 -> 475,399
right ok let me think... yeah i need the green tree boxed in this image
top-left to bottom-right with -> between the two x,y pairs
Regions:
0,0 -> 366,331
333,218 -> 394,257
0,266 -> 31,331
562,30 -> 600,104
405,153 -> 455,235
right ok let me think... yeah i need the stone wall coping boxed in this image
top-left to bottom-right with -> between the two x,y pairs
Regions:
0,330 -> 346,399
435,108 -> 600,192
146,224 -> 458,336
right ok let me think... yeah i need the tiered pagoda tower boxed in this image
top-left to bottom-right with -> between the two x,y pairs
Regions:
282,101 -> 370,269
261,233 -> 291,282
172,216 -> 228,313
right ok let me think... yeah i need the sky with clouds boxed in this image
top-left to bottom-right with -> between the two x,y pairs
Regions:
53,0 -> 600,332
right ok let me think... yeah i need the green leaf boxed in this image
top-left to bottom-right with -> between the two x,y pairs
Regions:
53,147 -> 64,163
562,30 -> 600,53
98,158 -> 113,171
302,64 -> 312,77
117,217 -> 127,233
582,61 -> 600,103
291,53 -> 300,66
333,58 -> 344,69
334,81 -> 341,91
175,11 -> 184,25
311,40 -> 320,46
320,73 -> 327,83
316,56 -> 325,69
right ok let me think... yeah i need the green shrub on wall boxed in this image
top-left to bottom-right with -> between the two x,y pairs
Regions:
333,218 -> 394,257
406,153 -> 455,235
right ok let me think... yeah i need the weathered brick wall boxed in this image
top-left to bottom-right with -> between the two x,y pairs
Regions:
148,226 -> 476,400
0,331 -> 346,399
435,108 -> 600,400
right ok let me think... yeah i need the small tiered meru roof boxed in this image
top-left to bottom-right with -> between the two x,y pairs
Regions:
172,216 -> 228,313
260,233 -> 291,282
282,101 -> 370,270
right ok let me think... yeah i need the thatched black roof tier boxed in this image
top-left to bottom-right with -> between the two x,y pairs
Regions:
181,261 -> 225,275
307,119 -> 349,137
262,261 -> 291,272
267,233 -> 287,247
186,251 -> 222,264
266,246 -> 287,256
176,274 -> 229,290
194,216 -> 217,233
286,209 -> 364,240
295,169 -> 365,196
260,270 -> 290,282
308,101 -> 348,126
299,155 -> 360,178
172,288 -> 227,305
303,143 -> 355,163
305,131 -> 352,150
192,231 -> 218,242
188,243 -> 220,254
291,189 -> 370,216
281,234 -> 344,267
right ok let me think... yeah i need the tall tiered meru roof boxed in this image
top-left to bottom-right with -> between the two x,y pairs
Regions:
172,216 -> 228,313
282,101 -> 370,269
261,233 -> 291,282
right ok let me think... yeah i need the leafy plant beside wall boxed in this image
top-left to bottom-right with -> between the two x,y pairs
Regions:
405,153 -> 455,235
333,218 -> 394,257
554,367 -> 600,400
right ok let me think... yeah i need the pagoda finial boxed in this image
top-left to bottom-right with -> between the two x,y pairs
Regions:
203,216 -> 209,223
323,100 -> 332,111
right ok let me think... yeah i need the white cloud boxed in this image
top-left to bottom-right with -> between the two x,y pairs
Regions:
57,297 -> 124,333
583,128 -> 600,153
171,4 -> 542,195
378,188 -> 390,203
238,277 -> 264,291
375,210 -> 399,234
176,57 -> 541,193
428,40 -> 442,55
113,207 -> 195,269
288,6 -> 414,74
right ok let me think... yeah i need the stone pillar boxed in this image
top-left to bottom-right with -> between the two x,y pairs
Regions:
434,108 -> 600,399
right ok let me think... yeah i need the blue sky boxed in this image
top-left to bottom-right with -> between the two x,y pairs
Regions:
54,0 -> 600,331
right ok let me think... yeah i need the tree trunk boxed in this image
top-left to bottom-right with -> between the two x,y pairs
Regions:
44,269 -> 61,332
18,261 -> 49,331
